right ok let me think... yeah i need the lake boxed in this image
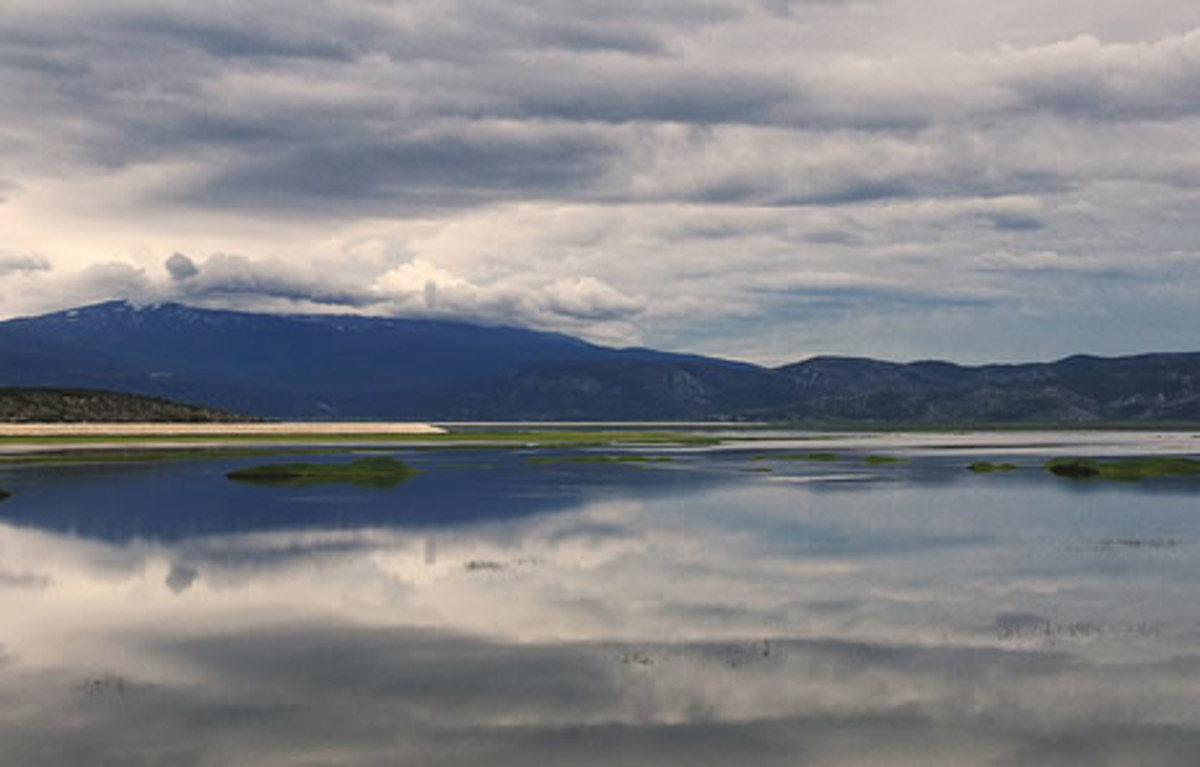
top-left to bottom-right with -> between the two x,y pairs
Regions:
1,431 -> 1199,765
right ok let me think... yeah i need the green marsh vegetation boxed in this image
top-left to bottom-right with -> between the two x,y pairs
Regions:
751,452 -> 839,462
528,454 -> 675,465
747,452 -> 909,466
0,429 -> 724,474
227,456 -> 419,489
967,462 -> 1018,473
0,428 -> 722,450
863,455 -> 909,465
445,430 -> 719,447
1045,456 -> 1200,481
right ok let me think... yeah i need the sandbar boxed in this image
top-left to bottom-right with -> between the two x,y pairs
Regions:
0,422 -> 445,437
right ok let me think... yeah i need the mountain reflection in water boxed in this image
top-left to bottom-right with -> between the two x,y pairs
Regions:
1,441 -> 1199,766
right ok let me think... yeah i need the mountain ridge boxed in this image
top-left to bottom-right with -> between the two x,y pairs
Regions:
1,301 -> 1198,422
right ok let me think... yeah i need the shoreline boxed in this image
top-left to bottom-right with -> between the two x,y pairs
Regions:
0,422 -> 446,437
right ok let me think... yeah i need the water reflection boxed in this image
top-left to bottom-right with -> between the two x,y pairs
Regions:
1,441 -> 1199,765
0,449 -> 729,540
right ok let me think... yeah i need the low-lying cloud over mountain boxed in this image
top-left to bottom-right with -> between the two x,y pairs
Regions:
2,1 -> 1199,361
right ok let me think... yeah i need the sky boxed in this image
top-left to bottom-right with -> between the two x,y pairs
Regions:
1,0 -> 1199,365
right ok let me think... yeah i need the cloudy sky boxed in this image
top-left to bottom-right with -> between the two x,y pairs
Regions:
1,0 -> 1199,364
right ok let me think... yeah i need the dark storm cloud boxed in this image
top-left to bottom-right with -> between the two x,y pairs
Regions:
104,10 -> 367,62
1,2 -> 764,214
1,2 -> 376,63
5,0 -> 1196,218
165,253 -> 199,281
997,30 -> 1200,122
988,211 -> 1045,231
761,284 -> 995,319
804,230 -> 865,246
508,71 -> 795,126
691,154 -> 1072,210
768,179 -> 921,207
178,130 -> 621,214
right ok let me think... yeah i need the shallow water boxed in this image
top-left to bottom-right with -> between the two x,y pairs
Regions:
1,435 -> 1199,766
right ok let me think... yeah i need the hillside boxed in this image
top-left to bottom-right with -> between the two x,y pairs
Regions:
764,354 -> 1200,423
0,301 -> 1197,422
0,387 -> 260,423
0,301 -> 758,419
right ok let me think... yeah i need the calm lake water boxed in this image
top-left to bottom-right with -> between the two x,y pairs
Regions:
1,433 -> 1199,766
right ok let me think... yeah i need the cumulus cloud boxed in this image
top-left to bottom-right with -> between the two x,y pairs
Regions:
161,253 -> 378,308
543,276 -> 645,321
81,252 -> 647,345
374,258 -> 645,342
164,252 -> 199,281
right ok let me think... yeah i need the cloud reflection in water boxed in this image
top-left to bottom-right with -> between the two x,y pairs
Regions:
1,449 -> 1199,765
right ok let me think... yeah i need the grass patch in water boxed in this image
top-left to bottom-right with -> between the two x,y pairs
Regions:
529,454 -> 675,465
227,456 -> 419,489
0,489 -> 9,501
967,462 -> 1018,473
750,452 -> 839,462
864,455 -> 909,465
1045,456 -> 1200,481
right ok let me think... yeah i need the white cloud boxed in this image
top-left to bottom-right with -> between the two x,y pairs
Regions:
375,258 -> 645,343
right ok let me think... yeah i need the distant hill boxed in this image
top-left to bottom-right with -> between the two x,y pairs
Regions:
0,301 -> 1197,422
0,387 -> 260,423
763,354 -> 1200,423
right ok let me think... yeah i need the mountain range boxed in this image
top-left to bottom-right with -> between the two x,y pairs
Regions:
1,300 -> 1198,422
